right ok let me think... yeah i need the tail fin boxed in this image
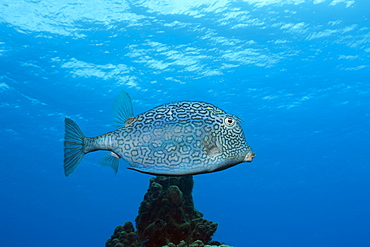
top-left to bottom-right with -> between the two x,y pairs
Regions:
64,118 -> 86,177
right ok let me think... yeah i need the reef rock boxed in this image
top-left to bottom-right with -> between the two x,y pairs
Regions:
106,176 -> 220,247
163,240 -> 233,247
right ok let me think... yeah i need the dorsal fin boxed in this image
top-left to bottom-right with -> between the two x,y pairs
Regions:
112,90 -> 134,127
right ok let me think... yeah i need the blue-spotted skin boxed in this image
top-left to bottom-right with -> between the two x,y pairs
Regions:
102,101 -> 253,175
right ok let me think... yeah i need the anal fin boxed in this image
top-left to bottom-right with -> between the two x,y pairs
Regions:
99,152 -> 120,173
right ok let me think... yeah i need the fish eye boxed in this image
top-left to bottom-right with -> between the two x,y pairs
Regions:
224,117 -> 235,127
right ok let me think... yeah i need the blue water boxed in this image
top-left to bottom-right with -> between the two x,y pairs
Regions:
1,1 -> 369,246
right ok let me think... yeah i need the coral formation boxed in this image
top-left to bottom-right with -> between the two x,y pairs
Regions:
162,240 -> 232,247
106,176 -> 228,247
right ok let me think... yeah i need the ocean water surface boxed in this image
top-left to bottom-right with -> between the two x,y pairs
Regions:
1,0 -> 369,246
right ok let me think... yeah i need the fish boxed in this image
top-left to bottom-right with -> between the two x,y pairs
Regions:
63,90 -> 255,176
139,238 -> 149,244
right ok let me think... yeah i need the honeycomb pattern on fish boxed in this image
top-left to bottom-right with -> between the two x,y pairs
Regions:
64,91 -> 255,176
108,101 -> 251,175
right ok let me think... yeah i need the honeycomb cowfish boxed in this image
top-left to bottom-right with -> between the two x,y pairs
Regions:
64,91 -> 255,176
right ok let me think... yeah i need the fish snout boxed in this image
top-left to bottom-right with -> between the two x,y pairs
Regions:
243,151 -> 256,162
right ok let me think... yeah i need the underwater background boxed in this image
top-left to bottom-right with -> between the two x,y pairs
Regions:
1,0 -> 369,246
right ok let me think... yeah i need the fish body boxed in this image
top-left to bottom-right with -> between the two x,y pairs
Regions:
64,91 -> 255,176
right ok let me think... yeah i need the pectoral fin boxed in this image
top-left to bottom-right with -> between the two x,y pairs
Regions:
203,138 -> 222,158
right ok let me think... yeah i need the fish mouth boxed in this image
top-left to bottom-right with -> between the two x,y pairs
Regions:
243,151 -> 256,162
